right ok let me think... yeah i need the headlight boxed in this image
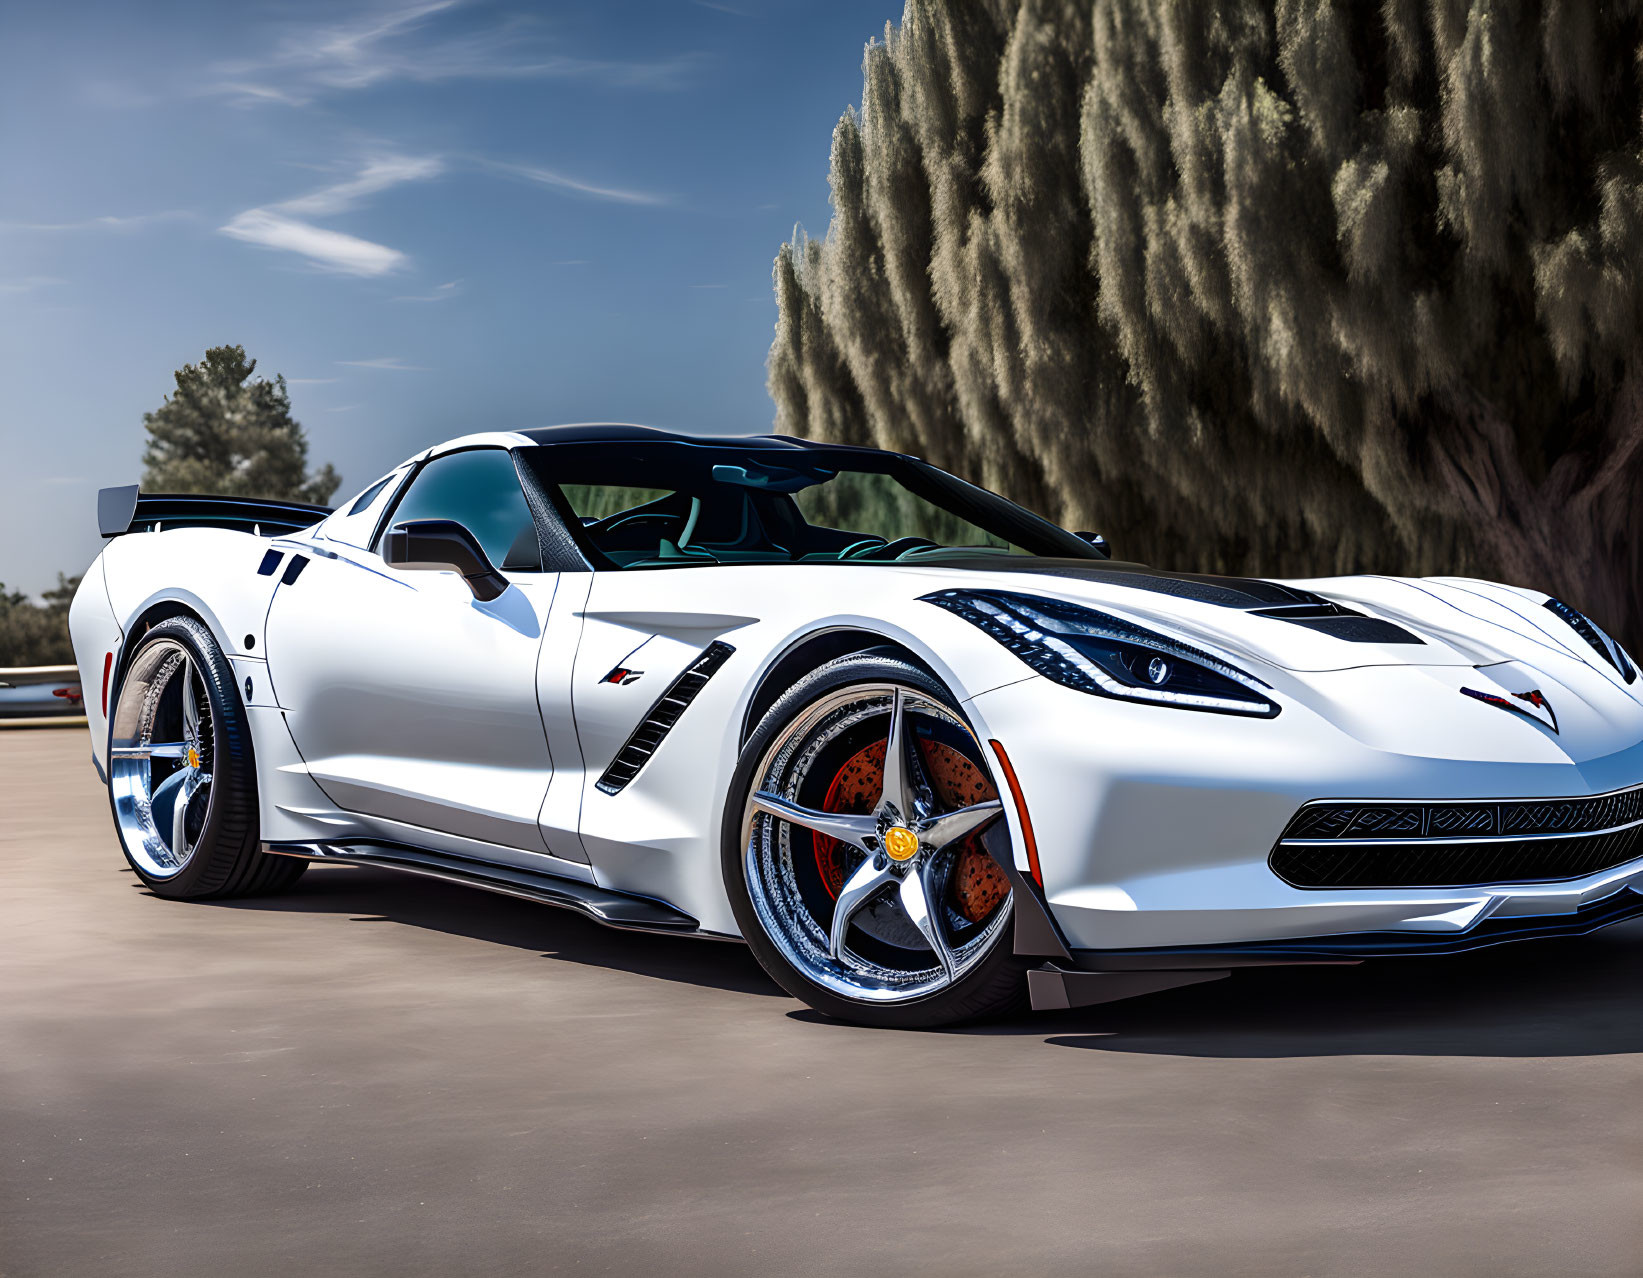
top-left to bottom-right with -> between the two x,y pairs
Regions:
924,589 -> 1280,718
1544,598 -> 1637,684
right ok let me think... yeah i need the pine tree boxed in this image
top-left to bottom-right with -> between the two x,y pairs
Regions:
770,0 -> 1643,647
141,345 -> 340,505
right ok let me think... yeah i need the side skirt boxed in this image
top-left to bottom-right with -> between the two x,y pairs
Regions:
265,839 -> 713,938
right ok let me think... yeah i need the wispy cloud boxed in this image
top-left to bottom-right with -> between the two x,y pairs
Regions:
392,279 -> 461,302
278,156 -> 443,216
485,159 -> 669,207
209,81 -> 309,108
0,276 -> 66,295
221,210 -> 406,276
208,0 -> 702,107
337,356 -> 426,370
219,154 -> 440,276
0,211 -> 192,233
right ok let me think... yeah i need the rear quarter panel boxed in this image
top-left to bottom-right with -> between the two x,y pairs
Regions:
85,527 -> 295,778
100,527 -> 288,660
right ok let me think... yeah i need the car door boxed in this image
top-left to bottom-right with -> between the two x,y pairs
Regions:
265,447 -> 564,855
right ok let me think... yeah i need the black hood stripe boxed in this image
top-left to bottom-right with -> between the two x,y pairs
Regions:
927,558 -> 1424,645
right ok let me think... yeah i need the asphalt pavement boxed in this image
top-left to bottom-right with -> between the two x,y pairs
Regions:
3,728 -> 1641,1276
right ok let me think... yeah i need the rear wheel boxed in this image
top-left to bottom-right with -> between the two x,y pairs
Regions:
107,616 -> 306,899
724,654 -> 1029,1027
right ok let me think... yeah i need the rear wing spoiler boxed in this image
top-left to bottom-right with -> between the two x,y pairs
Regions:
98,486 -> 333,538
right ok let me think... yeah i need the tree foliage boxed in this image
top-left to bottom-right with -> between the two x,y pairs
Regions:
0,575 -> 78,666
141,345 -> 340,505
770,0 -> 1643,646
3,346 -> 343,667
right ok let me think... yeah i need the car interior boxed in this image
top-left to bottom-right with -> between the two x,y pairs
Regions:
519,444 -> 1048,570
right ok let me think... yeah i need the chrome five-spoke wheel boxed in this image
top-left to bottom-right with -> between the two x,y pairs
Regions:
110,637 -> 216,878
733,657 -> 1027,1024
104,616 -> 305,900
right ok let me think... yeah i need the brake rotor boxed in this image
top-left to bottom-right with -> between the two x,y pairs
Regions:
812,735 -> 1008,924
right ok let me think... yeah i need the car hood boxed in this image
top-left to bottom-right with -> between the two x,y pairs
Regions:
901,557 -> 1629,682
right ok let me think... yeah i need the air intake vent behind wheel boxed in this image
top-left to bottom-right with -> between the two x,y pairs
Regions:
596,641 -> 735,795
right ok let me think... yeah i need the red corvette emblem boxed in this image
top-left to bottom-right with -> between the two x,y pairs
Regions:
1460,686 -> 1559,734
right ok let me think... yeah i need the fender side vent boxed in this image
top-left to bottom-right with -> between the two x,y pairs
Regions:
596,641 -> 735,795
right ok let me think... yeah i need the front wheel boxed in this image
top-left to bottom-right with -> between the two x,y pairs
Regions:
107,615 -> 306,899
724,654 -> 1029,1027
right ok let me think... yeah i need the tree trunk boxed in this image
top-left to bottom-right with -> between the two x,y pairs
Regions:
1431,376 -> 1643,650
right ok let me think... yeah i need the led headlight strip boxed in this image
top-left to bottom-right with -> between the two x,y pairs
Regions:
1544,598 -> 1637,684
924,589 -> 1280,718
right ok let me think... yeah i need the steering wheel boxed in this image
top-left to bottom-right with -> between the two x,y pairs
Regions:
590,510 -> 686,541
835,536 -> 889,560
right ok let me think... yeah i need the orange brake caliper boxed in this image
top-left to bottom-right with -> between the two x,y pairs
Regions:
812,738 -> 1008,923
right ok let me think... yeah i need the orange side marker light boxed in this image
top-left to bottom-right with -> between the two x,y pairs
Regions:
987,739 -> 1042,887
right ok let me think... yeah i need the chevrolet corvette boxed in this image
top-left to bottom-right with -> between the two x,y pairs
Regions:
70,425 -> 1643,1026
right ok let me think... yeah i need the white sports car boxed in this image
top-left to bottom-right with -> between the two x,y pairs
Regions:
71,426 -> 1643,1027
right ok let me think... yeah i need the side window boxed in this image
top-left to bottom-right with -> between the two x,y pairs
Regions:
379,450 -> 542,571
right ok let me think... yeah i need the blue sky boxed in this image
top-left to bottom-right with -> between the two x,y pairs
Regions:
0,0 -> 899,597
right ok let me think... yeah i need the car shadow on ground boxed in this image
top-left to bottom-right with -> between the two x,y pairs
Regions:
202,863 -> 1643,1053
779,923 -> 1643,1056
1024,923 -> 1643,1058
201,862 -> 786,998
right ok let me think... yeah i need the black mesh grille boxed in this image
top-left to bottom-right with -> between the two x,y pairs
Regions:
595,642 -> 734,796
1272,787 -> 1643,888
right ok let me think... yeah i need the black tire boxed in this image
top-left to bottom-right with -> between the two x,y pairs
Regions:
723,653 -> 1030,1028
107,616 -> 307,900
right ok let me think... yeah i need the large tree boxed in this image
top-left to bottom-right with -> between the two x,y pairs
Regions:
142,345 -> 340,504
770,0 -> 1643,647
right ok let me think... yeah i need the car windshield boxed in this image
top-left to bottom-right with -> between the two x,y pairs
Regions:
516,441 -> 1098,569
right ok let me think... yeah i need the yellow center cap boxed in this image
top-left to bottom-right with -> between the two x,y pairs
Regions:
186,746 -> 200,770
883,825 -> 919,862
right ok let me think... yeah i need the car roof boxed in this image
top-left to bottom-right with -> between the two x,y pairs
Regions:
420,423 -> 896,456
513,423 -> 884,452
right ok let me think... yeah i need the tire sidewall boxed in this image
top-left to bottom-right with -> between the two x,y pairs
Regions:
107,616 -> 257,898
722,653 -> 1024,1028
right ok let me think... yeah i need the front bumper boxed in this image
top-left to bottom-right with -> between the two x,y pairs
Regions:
965,672 -> 1643,953
1020,884 -> 1643,1010
1065,881 -> 1643,967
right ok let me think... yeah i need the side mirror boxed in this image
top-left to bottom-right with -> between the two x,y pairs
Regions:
384,519 -> 508,601
1075,531 -> 1111,559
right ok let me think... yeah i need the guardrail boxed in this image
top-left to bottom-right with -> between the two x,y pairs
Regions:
0,665 -> 87,727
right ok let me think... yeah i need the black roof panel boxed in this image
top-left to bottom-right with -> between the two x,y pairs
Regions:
513,423 -> 889,454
